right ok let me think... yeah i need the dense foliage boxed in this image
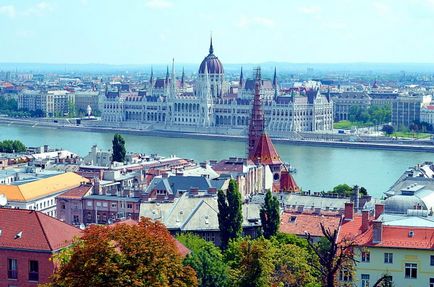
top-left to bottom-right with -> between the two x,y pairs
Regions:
0,139 -> 26,153
348,105 -> 391,125
46,218 -> 198,287
260,191 -> 280,238
177,234 -> 230,287
0,97 -> 44,117
218,179 -> 243,249
112,133 -> 126,162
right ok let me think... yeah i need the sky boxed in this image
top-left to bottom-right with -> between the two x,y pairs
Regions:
1,0 -> 434,65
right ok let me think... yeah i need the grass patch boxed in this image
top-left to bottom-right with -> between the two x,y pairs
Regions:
333,120 -> 372,130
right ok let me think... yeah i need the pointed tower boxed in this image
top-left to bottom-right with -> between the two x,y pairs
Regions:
239,66 -> 244,87
170,58 -> 176,96
273,67 -> 279,100
149,66 -> 154,95
181,67 -> 185,87
209,36 -> 214,55
247,68 -> 265,159
165,65 -> 169,84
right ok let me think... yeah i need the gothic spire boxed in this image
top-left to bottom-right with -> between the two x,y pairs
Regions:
150,66 -> 154,83
239,66 -> 244,87
181,67 -> 185,86
272,67 -> 278,87
165,65 -> 169,83
209,36 -> 214,54
247,67 -> 265,159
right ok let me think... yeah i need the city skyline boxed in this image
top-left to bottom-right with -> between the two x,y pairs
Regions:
1,0 -> 434,65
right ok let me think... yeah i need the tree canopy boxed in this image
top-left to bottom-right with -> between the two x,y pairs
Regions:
0,139 -> 26,153
348,105 -> 391,125
218,179 -> 243,249
260,191 -> 280,239
47,218 -> 198,287
112,133 -> 126,163
177,233 -> 230,287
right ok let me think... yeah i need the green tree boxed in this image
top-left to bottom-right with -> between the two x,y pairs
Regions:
112,133 -> 126,162
260,191 -> 280,239
331,184 -> 353,197
272,243 -> 320,287
218,179 -> 243,249
381,124 -> 394,135
46,218 -> 198,287
177,233 -> 230,287
0,140 -> 26,153
225,238 -> 275,287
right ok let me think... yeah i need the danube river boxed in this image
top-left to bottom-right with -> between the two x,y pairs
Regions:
1,124 -> 433,198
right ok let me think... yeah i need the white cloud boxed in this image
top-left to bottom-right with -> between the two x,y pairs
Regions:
238,16 -> 275,29
299,5 -> 321,15
372,1 -> 391,17
22,1 -> 55,16
0,5 -> 16,18
145,0 -> 173,9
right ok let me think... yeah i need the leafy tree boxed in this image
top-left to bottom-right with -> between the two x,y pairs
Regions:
112,133 -> 126,162
177,233 -> 230,287
381,124 -> 394,135
272,243 -> 320,287
359,186 -> 368,196
332,184 -> 353,197
224,238 -> 275,287
47,217 -> 198,287
218,179 -> 243,249
306,223 -> 357,287
0,140 -> 26,153
260,191 -> 280,239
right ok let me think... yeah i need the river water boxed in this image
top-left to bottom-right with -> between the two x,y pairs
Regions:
1,124 -> 433,198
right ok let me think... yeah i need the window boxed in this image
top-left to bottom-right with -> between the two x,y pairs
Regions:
87,201 -> 92,207
29,260 -> 39,281
96,202 -> 101,207
361,251 -> 370,262
339,268 -> 352,282
111,203 -> 117,208
430,278 -> 434,287
8,259 -> 17,279
384,253 -> 393,264
127,203 -> 133,209
431,255 -> 434,266
102,202 -> 108,207
361,274 -> 370,287
405,263 -> 417,279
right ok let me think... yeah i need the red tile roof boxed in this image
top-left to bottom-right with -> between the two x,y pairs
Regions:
56,184 -> 92,199
338,214 -> 434,249
0,208 -> 81,252
280,170 -> 299,192
249,133 -> 283,165
280,211 -> 342,237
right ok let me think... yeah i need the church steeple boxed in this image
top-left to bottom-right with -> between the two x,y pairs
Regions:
165,65 -> 169,83
247,67 -> 265,159
239,66 -> 244,87
149,66 -> 154,83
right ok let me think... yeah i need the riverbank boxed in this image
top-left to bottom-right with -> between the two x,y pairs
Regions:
1,117 -> 433,153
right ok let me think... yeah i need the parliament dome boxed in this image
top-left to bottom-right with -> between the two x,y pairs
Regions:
198,38 -> 224,75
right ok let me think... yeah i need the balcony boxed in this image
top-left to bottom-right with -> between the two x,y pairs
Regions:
8,270 -> 17,279
29,272 -> 39,281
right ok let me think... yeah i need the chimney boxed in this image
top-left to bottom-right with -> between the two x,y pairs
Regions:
190,187 -> 199,195
374,204 -> 384,219
297,205 -> 304,213
353,185 -> 360,211
207,187 -> 217,194
361,210 -> 369,232
344,202 -> 354,221
372,220 -> 383,243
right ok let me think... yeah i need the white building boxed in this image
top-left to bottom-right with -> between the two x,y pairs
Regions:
101,39 -> 334,135
420,105 -> 434,126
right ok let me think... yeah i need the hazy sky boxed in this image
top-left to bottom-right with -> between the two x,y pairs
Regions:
1,0 -> 434,64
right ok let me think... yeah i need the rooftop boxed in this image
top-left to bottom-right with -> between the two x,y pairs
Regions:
0,208 -> 81,252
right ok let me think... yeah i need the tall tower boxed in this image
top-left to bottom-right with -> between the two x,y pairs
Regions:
247,68 -> 265,159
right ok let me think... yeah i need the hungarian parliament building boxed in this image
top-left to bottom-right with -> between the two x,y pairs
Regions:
101,39 -> 334,135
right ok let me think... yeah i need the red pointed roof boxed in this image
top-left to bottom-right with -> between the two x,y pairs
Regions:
280,170 -> 299,192
0,208 -> 81,252
249,133 -> 282,165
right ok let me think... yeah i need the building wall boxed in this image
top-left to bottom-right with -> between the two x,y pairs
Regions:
351,247 -> 434,287
0,249 -> 54,287
420,108 -> 434,125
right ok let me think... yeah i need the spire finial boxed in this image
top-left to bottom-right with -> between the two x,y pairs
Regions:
209,34 -> 214,54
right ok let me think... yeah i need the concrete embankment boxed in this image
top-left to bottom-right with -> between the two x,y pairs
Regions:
1,117 -> 433,152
